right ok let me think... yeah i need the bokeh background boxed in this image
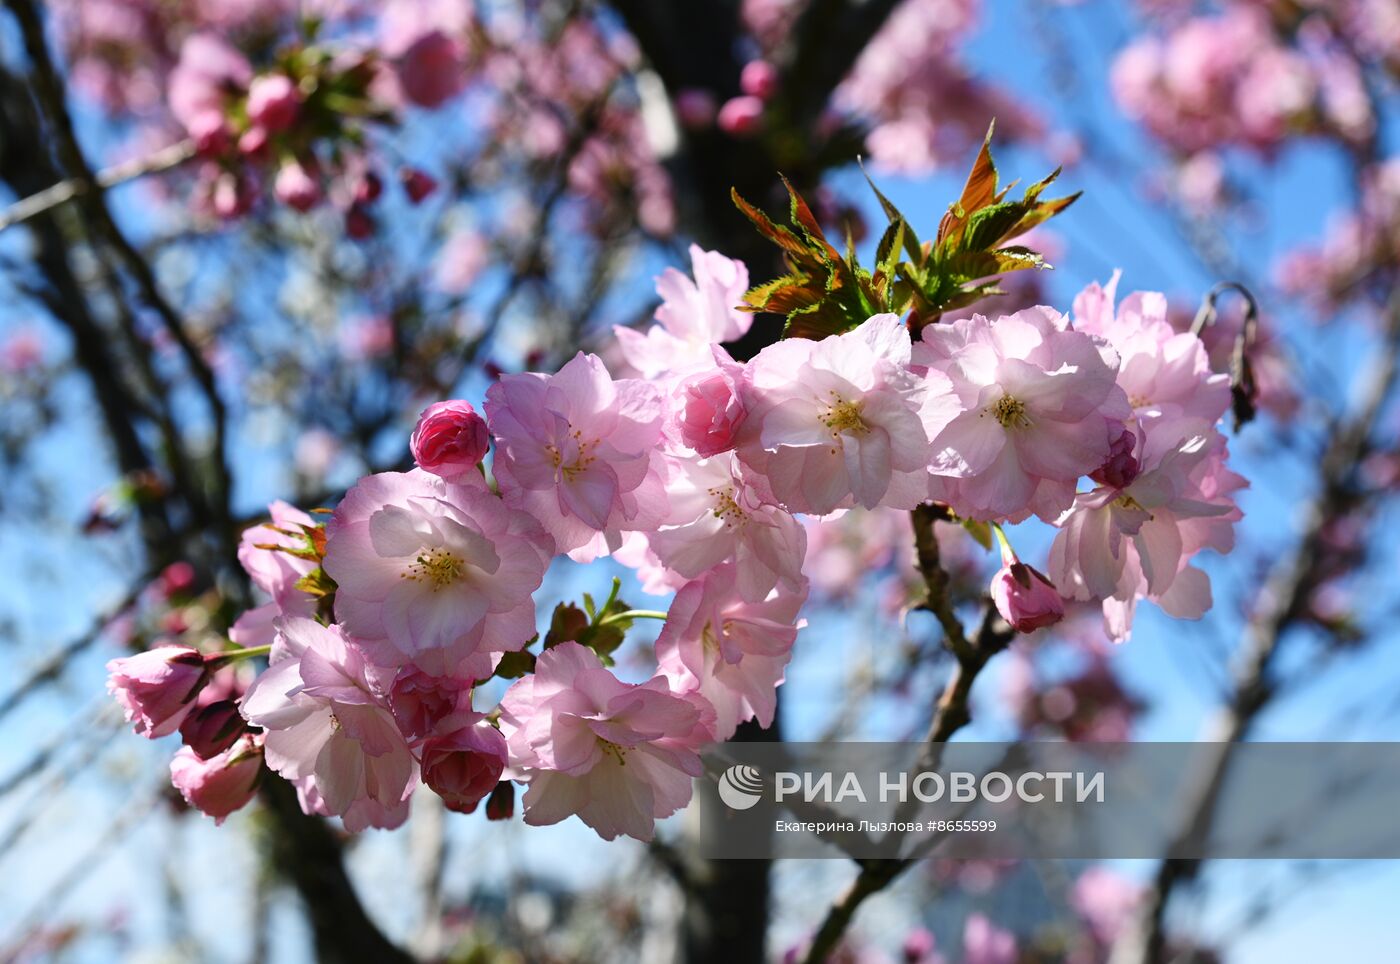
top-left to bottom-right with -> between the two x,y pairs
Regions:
1,0 -> 1398,961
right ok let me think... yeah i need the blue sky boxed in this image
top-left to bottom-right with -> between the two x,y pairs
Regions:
1,0 -> 1398,960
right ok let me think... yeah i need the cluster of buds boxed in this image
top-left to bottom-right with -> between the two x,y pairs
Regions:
171,33 -> 443,229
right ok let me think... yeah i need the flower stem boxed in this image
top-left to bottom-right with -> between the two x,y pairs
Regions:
598,609 -> 668,626
206,644 -> 272,668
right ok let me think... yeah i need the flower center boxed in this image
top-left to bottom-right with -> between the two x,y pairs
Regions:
546,425 -> 601,481
987,394 -> 1032,429
598,738 -> 628,765
820,392 -> 868,436
402,548 -> 465,590
709,485 -> 749,528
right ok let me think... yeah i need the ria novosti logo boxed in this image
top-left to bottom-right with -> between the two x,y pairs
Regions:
717,764 -> 765,810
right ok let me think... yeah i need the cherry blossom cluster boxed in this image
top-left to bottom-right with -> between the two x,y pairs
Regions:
1112,4 -> 1374,157
105,242 -> 1244,841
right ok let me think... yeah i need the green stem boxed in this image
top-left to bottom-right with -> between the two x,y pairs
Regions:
206,644 -> 272,667
598,609 -> 668,627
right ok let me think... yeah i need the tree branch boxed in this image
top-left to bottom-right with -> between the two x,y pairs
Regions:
800,508 -> 1014,964
1110,290 -> 1400,964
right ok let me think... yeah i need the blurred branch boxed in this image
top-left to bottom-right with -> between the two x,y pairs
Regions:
0,138 -> 194,233
6,0 -> 232,552
1111,288 -> 1400,964
0,577 -> 147,727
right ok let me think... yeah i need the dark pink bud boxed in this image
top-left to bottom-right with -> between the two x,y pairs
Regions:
990,545 -> 1065,634
674,88 -> 717,129
421,723 -> 507,813
717,95 -> 764,137
186,110 -> 231,156
157,560 -> 197,598
1090,425 -> 1141,489
398,166 -> 437,203
237,124 -> 269,158
345,204 -> 375,239
274,160 -> 322,212
246,74 -> 301,133
411,399 -> 490,480
389,667 -> 472,740
179,698 -> 246,759
485,780 -> 514,820
739,60 -> 779,100
397,31 -> 467,108
353,170 -> 384,205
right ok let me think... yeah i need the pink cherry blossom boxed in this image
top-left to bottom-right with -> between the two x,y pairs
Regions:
1072,273 -> 1230,427
273,159 -> 321,211
648,453 -> 806,602
497,642 -> 714,841
740,60 -> 779,100
167,33 -> 251,138
107,645 -> 209,738
246,74 -> 300,133
655,562 -> 807,740
739,313 -> 954,514
420,716 -> 508,812
240,618 -> 416,831
916,306 -> 1129,523
486,352 -> 669,556
410,399 -> 490,481
179,698 -> 247,759
323,470 -> 552,678
1048,420 -> 1245,642
169,735 -> 263,825
670,347 -> 748,456
962,913 -> 1017,964
1072,866 -> 1143,945
717,95 -> 764,136
613,245 -> 752,379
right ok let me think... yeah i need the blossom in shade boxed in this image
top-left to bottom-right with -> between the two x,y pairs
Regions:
169,735 -> 263,825
486,352 -> 669,556
410,399 -> 490,482
497,642 -> 715,841
916,306 -> 1130,523
656,562 -> 807,740
389,666 -> 474,741
990,542 -> 1065,634
739,313 -> 954,514
229,501 -> 318,649
240,618 -> 416,831
613,245 -> 752,379
107,646 -> 208,738
1048,420 -> 1245,642
323,470 -> 552,678
648,453 -> 806,602
420,716 -> 508,812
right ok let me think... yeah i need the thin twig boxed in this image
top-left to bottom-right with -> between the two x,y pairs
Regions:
0,139 -> 194,233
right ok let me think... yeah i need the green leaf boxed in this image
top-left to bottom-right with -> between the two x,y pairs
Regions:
544,602 -> 589,648
493,650 -> 537,679
293,567 -> 337,599
961,518 -> 994,552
